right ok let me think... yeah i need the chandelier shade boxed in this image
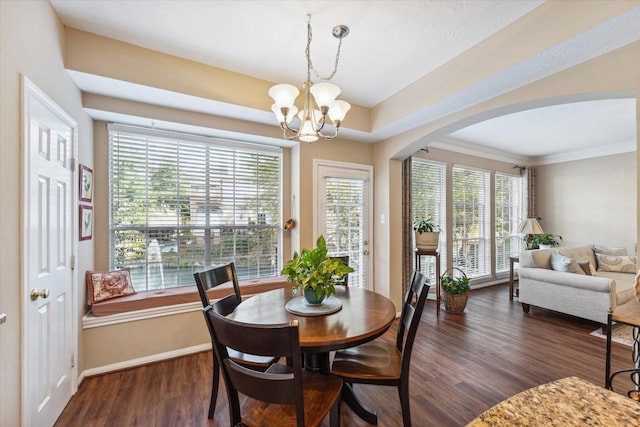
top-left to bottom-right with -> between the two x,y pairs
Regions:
309,83 -> 341,109
268,84 -> 299,110
269,15 -> 350,142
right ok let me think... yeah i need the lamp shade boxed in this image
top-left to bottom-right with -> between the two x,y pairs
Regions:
268,84 -> 299,109
517,218 -> 544,235
328,100 -> 351,122
310,83 -> 341,108
298,118 -> 319,142
297,109 -> 322,142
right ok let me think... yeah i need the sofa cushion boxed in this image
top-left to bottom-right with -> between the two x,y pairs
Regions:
577,260 -> 594,275
595,253 -> 637,273
550,251 -> 585,275
593,245 -> 628,256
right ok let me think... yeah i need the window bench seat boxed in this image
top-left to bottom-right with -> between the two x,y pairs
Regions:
90,275 -> 291,317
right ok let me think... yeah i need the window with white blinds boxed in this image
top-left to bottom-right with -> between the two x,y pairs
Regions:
452,166 -> 490,278
109,124 -> 282,291
411,158 -> 446,279
495,173 -> 525,273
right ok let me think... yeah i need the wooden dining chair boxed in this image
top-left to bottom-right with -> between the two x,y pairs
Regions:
330,270 -> 429,427
205,305 -> 343,427
193,263 -> 277,419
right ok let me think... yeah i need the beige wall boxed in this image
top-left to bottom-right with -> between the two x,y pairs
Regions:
83,311 -> 210,372
537,153 -> 637,252
0,2 -> 93,425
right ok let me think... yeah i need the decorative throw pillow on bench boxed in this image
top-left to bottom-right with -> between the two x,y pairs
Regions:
85,268 -> 137,305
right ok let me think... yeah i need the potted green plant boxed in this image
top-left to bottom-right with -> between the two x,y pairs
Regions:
532,233 -> 562,249
281,235 -> 354,305
413,218 -> 440,250
440,267 -> 470,313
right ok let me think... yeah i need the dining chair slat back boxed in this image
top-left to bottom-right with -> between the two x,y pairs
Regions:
330,269 -> 429,427
194,262 -> 241,309
206,307 -> 342,427
193,263 -> 276,420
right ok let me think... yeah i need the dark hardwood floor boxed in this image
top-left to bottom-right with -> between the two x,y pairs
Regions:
55,283 -> 635,426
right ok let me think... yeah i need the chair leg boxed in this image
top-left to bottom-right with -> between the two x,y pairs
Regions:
208,355 -> 219,419
398,382 -> 411,427
329,394 -> 341,427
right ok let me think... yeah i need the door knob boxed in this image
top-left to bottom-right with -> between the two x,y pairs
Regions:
30,288 -> 49,301
363,250 -> 369,255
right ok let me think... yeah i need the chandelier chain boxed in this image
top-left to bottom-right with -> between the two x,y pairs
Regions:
305,14 -> 343,82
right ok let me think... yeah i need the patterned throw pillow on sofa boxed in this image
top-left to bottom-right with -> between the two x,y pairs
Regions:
595,253 -> 637,273
86,268 -> 136,305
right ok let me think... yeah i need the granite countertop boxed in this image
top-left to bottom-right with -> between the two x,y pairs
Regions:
467,376 -> 640,426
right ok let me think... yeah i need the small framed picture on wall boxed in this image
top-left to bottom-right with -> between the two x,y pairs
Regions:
79,164 -> 93,203
79,205 -> 93,241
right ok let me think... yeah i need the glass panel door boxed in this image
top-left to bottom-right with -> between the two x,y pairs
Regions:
316,162 -> 372,289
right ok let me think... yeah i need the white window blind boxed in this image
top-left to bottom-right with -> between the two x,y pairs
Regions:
411,158 -> 446,279
109,125 -> 282,291
452,166 -> 490,278
322,176 -> 366,288
495,173 -> 525,273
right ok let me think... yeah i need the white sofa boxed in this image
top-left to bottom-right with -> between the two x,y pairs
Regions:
518,244 -> 637,325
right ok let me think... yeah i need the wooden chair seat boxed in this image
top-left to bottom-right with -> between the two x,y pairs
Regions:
331,340 -> 401,382
239,370 -> 342,427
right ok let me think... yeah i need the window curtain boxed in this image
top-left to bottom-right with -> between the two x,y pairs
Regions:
402,157 -> 413,296
525,166 -> 537,217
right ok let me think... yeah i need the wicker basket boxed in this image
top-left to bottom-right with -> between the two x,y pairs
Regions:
441,267 -> 469,314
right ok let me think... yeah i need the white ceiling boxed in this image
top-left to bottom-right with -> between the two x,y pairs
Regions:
50,0 -> 638,163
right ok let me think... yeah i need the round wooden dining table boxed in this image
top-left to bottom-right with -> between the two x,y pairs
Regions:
231,285 -> 397,372
231,285 -> 397,425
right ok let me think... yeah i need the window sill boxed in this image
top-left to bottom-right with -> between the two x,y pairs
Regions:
83,275 -> 290,329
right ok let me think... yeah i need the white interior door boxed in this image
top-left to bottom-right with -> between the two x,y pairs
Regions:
315,161 -> 373,290
22,77 -> 77,427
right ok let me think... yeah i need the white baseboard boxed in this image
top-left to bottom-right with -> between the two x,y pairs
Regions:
80,343 -> 211,379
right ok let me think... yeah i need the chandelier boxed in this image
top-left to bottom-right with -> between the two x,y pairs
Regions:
268,14 -> 351,143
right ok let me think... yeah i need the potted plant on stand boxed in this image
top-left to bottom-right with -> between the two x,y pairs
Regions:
440,267 -> 470,313
281,235 -> 354,306
413,218 -> 440,250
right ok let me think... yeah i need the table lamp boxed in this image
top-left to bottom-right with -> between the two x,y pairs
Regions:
518,218 -> 544,249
